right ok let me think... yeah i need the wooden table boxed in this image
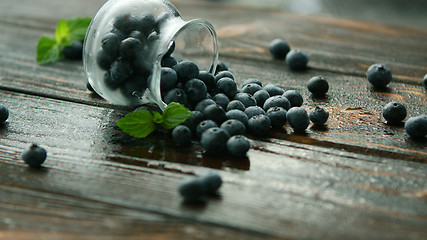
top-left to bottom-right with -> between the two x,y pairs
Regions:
0,0 -> 426,239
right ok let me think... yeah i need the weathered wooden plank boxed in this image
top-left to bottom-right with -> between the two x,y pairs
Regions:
1,90 -> 426,239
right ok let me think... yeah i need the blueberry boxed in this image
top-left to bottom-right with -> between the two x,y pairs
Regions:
286,107 -> 310,133
22,144 -> 47,168
202,104 -> 227,124
404,115 -> 427,139
382,102 -> 407,124
196,120 -> 218,138
120,75 -> 146,97
214,61 -> 228,75
424,74 -> 427,89
267,107 -> 287,129
263,95 -> 291,111
220,119 -> 246,136
104,71 -> 120,90
214,70 -> 235,82
244,106 -> 266,119
119,37 -> 143,58
269,38 -> 290,60
133,14 -> 156,36
226,100 -> 246,112
160,67 -> 178,92
164,41 -> 175,57
62,40 -> 83,60
307,76 -> 329,97
234,93 -> 257,108
282,90 -> 303,107
242,84 -> 263,96
161,56 -> 178,68
242,78 -> 262,87
155,13 -> 173,33
184,79 -> 207,104
213,93 -> 230,110
183,111 -> 204,136
172,125 -> 192,146
163,88 -> 188,105
226,109 -> 249,127
174,60 -> 200,82
178,177 -> 206,202
198,71 -> 216,92
217,77 -> 237,98
263,84 -> 285,96
309,106 -> 329,126
0,104 -> 9,123
286,49 -> 309,70
113,14 -> 133,34
200,127 -> 230,153
253,90 -> 270,107
110,58 -> 133,84
195,99 -> 216,112
227,135 -> 251,157
101,32 -> 120,59
367,64 -> 392,88
129,30 -> 147,43
200,173 -> 223,195
248,114 -> 271,137
96,49 -> 113,70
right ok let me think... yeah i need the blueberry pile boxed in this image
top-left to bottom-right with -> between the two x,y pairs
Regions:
96,13 -> 175,98
178,172 -> 222,202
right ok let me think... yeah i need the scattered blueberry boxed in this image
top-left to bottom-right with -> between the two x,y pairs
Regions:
202,104 -> 227,124
253,90 -> 270,107
309,106 -> 329,126
213,93 -> 230,110
234,93 -> 257,108
220,119 -> 246,136
269,38 -> 290,60
242,84 -> 263,96
266,107 -> 287,129
282,90 -> 303,107
226,109 -> 249,127
366,63 -> 392,88
286,107 -> 310,133
22,144 -> 47,168
263,95 -> 291,111
184,79 -> 207,104
286,49 -> 309,70
263,84 -> 285,96
226,100 -> 246,112
247,114 -> 271,137
382,102 -> 407,124
217,77 -> 237,98
0,104 -> 9,123
178,177 -> 207,202
172,125 -> 192,146
62,40 -> 83,60
200,173 -> 223,195
404,115 -> 427,139
174,60 -> 199,82
307,76 -> 329,97
244,106 -> 266,119
242,78 -> 262,87
196,120 -> 218,138
200,127 -> 230,153
227,135 -> 251,157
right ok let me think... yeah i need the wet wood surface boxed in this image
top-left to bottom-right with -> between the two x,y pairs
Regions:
0,0 -> 426,239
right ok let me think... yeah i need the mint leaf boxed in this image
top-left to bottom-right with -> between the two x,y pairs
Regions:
36,36 -> 62,65
65,17 -> 91,42
116,110 -> 156,138
55,19 -> 70,46
152,111 -> 163,124
161,102 -> 193,130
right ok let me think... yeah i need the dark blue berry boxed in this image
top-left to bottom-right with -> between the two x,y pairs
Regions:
220,119 -> 246,136
183,111 -> 204,136
198,71 -> 216,92
309,106 -> 329,126
161,56 -> 177,68
196,120 -> 218,138
129,30 -> 147,43
201,127 -> 230,153
253,90 -> 270,107
184,79 -> 207,104
226,109 -> 249,127
382,102 -> 406,124
404,115 -> 427,139
163,88 -> 188,105
172,125 -> 192,146
200,173 -> 223,195
282,90 -> 303,107
160,67 -> 178,92
269,38 -> 290,60
234,93 -> 257,108
244,106 -> 266,119
0,104 -> 9,123
101,32 -> 120,58
213,93 -> 230,110
113,14 -> 133,34
110,58 -> 133,84
119,37 -> 143,58
242,78 -> 262,87
133,14 -> 156,36
263,84 -> 285,96
307,76 -> 329,97
226,100 -> 246,112
96,49 -> 113,70
242,84 -> 263,96
62,40 -> 83,60
120,76 -> 146,97
263,95 -> 291,111
195,99 -> 216,112
367,64 -> 392,88
217,77 -> 237,98
227,135 -> 250,157
286,107 -> 309,133
266,107 -> 287,129
174,60 -> 200,82
215,61 -> 228,75
248,114 -> 271,137
22,144 -> 47,168
286,49 -> 309,70
202,104 -> 227,124
178,177 -> 206,202
214,70 -> 235,82
104,71 -> 121,90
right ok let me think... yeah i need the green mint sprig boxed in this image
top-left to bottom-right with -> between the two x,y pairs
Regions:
116,102 -> 193,138
37,17 -> 91,65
